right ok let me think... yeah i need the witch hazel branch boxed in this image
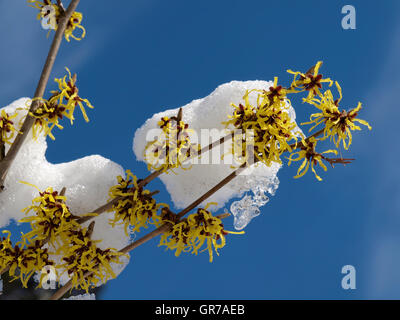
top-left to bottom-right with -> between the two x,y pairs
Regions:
0,1 -> 371,300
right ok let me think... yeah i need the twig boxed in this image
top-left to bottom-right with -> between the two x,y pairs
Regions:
0,142 -> 4,162
77,132 -> 234,224
288,127 -> 325,149
0,0 -> 81,191
86,221 -> 95,238
177,163 -> 247,219
56,0 -> 66,12
60,186 -> 66,196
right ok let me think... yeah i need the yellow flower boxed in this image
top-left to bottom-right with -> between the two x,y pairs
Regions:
303,82 -> 372,150
64,11 -> 86,42
108,170 -> 168,235
287,61 -> 333,101
29,68 -> 94,140
58,227 -> 126,292
159,203 -> 244,262
0,231 -> 14,272
144,113 -> 200,173
0,110 -> 18,145
20,184 -> 81,247
1,231 -> 54,288
260,77 -> 290,108
53,67 -> 94,123
30,96 -> 69,140
224,86 -> 299,167
287,137 -> 352,181
28,0 -> 86,42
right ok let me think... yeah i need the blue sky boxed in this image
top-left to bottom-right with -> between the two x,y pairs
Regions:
1,0 -> 400,299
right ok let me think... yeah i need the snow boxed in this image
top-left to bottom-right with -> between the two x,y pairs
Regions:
64,293 -> 96,300
0,98 -> 130,285
133,80 -> 302,229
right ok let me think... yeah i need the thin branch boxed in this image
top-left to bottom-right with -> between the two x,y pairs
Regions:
0,142 -> 4,161
288,127 -> 325,149
77,132 -> 234,224
177,163 -> 247,219
0,0 -> 81,190
86,221 -> 95,239
60,186 -> 67,196
56,0 -> 66,12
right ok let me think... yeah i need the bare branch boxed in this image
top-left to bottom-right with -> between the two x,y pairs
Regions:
60,186 -> 67,196
56,0 -> 66,12
0,0 -> 81,190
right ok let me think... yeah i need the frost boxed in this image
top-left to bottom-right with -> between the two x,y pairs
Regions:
230,174 -> 280,230
0,98 -> 130,286
230,195 -> 261,230
133,81 -> 301,228
64,293 -> 96,300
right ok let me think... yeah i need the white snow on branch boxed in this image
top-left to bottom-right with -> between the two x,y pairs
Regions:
133,81 -> 302,229
64,293 -> 96,300
0,98 -> 130,285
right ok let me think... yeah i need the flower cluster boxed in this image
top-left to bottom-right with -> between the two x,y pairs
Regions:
30,68 -> 94,140
108,170 -> 168,235
224,78 -> 300,166
224,61 -> 371,181
19,184 -> 81,246
0,110 -> 18,145
0,185 -> 125,293
0,231 -> 13,272
159,204 -> 244,262
58,227 -> 126,292
287,61 -> 333,102
144,110 -> 201,173
1,231 -> 54,288
28,0 -> 86,42
302,81 -> 372,150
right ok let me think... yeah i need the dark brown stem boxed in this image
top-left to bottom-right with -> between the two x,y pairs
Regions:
56,0 -> 66,12
0,0 -> 81,190
60,187 -> 66,196
0,142 -> 4,162
86,221 -> 95,238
